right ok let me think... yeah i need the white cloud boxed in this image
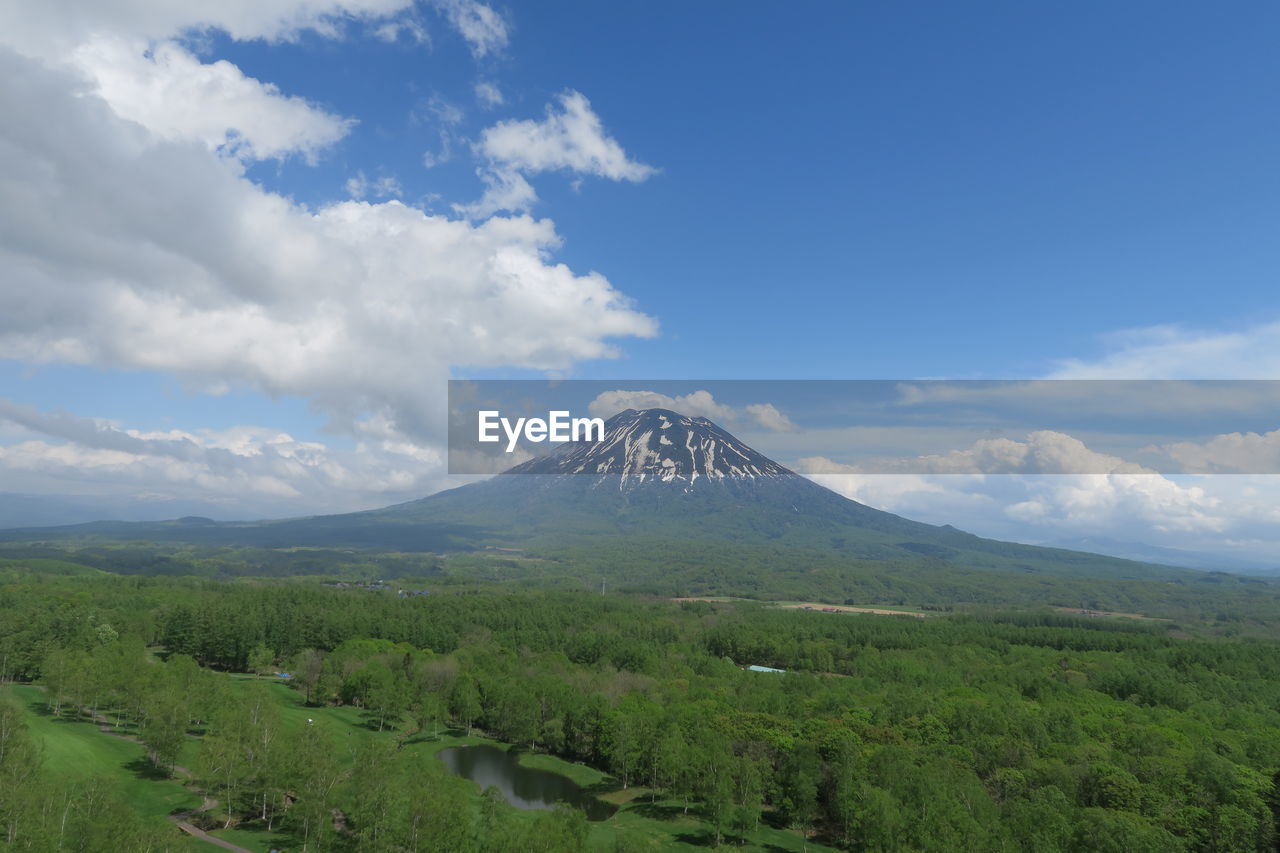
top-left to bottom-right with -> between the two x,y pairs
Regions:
72,37 -> 354,163
0,0 -> 417,59
801,430 -> 1152,476
1149,429 -> 1280,475
463,90 -> 656,215
587,390 -> 796,432
1050,321 -> 1280,379
474,80 -> 504,107
793,428 -> 1280,561
410,95 -> 462,169
1002,474 -> 1226,535
432,0 -> 509,58
345,170 -> 403,199
589,390 -> 736,422
0,0 -> 661,515
0,398 -> 464,513
478,90 -> 655,181
458,168 -> 538,218
744,403 -> 796,432
0,45 -> 657,461
374,17 -> 429,44
422,131 -> 455,168
0,0 -> 502,166
415,93 -> 464,126
805,465 -> 1231,540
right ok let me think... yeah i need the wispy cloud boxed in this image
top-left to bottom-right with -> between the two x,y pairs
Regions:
1049,321 -> 1280,379
460,90 -> 656,217
474,80 -> 504,108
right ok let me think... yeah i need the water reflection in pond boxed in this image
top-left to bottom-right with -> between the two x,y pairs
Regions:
437,745 -> 617,821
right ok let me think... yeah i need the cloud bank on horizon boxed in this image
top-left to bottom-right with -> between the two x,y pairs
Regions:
1,1 -> 1279,567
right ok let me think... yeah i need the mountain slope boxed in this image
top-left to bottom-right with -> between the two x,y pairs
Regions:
0,408 -> 1199,582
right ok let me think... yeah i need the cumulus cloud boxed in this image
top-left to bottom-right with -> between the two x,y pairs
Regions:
0,0 -> 417,58
795,431 -> 1228,536
796,430 -> 1152,476
70,37 -> 355,163
0,0 -> 506,165
0,0 -> 506,63
0,398 -> 460,514
792,428 -> 1280,561
587,390 -> 796,432
810,467 -> 1232,539
460,168 -> 539,218
478,91 -> 655,181
1002,473 -> 1226,535
462,90 -> 656,215
744,403 -> 796,432
0,44 -> 656,462
0,0 -> 662,517
589,390 -> 736,422
1150,429 -> 1280,475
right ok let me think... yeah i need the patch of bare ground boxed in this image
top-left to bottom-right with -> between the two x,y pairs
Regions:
776,603 -> 931,618
1053,606 -> 1170,622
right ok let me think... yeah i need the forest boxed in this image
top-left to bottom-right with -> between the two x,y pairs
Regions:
2,565 -> 1280,851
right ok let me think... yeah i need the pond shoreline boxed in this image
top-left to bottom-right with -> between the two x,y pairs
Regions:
437,743 -> 618,821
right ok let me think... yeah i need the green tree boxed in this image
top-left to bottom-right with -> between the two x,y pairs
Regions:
450,675 -> 481,735
140,683 -> 188,773
778,741 -> 820,843
247,644 -> 275,677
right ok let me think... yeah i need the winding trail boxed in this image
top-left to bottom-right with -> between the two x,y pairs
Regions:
81,706 -> 255,853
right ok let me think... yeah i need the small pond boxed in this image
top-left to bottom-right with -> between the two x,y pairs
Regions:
437,745 -> 617,821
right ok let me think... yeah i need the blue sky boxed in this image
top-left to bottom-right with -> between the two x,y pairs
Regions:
210,1 -> 1280,380
2,1 -> 1280,562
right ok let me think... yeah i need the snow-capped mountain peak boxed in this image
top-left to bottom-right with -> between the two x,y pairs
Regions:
504,408 -> 792,486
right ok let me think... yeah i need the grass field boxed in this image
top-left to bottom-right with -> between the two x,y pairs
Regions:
2,684 -> 222,851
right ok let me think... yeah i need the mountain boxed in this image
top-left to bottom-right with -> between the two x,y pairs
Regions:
0,408 -> 1199,584
1042,536 -> 1279,576
0,492 -> 243,529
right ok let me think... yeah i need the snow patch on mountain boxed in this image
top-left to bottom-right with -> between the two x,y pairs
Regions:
504,408 -> 793,489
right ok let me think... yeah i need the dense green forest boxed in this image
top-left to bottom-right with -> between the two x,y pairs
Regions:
4,541 -> 1280,641
3,564 -> 1280,851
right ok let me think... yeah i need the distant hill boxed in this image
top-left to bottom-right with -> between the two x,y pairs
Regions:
1043,536 -> 1279,576
0,409 -> 1201,585
0,492 -> 251,529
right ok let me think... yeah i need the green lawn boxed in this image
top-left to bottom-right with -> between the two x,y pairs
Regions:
209,825 -> 296,853
3,684 -> 221,851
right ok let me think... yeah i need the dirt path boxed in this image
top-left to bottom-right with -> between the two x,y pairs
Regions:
671,597 -> 933,618
80,706 -> 254,853
171,802 -> 253,853
1053,606 -> 1169,622
776,602 -> 931,618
